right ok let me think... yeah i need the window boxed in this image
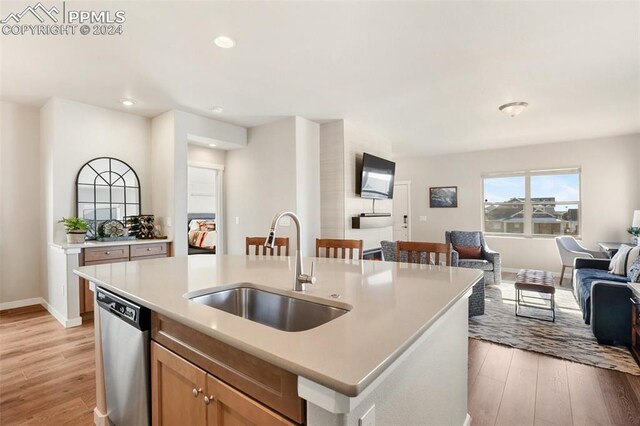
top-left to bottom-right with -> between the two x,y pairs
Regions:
483,169 -> 580,237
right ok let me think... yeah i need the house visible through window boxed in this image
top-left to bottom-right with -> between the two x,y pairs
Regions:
483,169 -> 580,237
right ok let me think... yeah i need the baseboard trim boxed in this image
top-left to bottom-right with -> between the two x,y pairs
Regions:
41,300 -> 82,328
94,407 -> 111,426
0,297 -> 45,311
463,413 -> 472,426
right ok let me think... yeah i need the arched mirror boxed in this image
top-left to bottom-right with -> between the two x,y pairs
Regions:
76,157 -> 141,239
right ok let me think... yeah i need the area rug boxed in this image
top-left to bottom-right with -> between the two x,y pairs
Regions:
469,282 -> 640,375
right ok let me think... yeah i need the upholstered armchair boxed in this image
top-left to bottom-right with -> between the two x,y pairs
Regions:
445,231 -> 501,285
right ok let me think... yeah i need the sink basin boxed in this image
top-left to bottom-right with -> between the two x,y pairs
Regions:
189,287 -> 349,332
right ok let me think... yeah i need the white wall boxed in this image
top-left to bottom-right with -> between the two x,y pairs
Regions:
225,117 -> 321,256
319,120 -> 394,251
188,144 -> 226,165
225,118 -> 298,255
41,98 -> 152,244
295,117 -> 321,256
395,133 -> 640,273
153,111 -> 246,257
0,101 -> 42,305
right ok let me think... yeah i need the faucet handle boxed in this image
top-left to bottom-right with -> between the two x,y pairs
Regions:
299,261 -> 316,285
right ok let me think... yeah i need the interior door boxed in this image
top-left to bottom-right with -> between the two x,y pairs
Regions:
393,182 -> 410,241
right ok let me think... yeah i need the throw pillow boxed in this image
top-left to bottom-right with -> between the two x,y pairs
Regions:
453,244 -> 482,259
628,256 -> 640,283
198,220 -> 216,231
609,245 -> 640,276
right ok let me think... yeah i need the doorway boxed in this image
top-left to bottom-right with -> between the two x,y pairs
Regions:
393,181 -> 411,241
187,163 -> 224,255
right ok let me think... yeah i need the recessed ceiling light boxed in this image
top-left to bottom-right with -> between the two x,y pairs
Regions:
499,102 -> 528,117
214,36 -> 235,49
119,98 -> 136,107
211,106 -> 224,114
208,143 -> 217,147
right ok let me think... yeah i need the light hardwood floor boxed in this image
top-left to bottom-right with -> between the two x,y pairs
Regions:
0,306 -> 95,425
469,338 -> 640,426
1,306 -> 639,425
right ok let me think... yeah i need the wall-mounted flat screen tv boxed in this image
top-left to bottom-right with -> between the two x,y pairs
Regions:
358,152 -> 396,199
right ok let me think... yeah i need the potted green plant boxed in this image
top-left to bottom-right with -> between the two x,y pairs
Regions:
628,226 -> 640,246
59,217 -> 89,244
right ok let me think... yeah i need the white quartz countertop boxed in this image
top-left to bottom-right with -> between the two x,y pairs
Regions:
51,238 -> 171,250
74,255 -> 481,396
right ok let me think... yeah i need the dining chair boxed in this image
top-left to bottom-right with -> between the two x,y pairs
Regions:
316,238 -> 364,260
396,241 -> 452,266
245,237 -> 289,256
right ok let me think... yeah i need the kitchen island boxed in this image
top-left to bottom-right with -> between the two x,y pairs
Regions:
75,254 -> 481,425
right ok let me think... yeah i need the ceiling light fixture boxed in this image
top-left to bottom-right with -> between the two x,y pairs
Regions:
119,98 -> 136,107
214,36 -> 235,49
211,106 -> 224,114
208,143 -> 217,148
499,102 -> 528,117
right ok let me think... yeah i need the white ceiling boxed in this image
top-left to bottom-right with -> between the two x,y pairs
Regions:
1,1 -> 638,156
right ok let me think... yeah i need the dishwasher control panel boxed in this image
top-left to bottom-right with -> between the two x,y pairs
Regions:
96,287 -> 149,331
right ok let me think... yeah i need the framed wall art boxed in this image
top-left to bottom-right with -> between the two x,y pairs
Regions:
429,186 -> 458,208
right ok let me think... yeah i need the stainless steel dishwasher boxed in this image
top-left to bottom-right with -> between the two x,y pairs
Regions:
97,287 -> 150,426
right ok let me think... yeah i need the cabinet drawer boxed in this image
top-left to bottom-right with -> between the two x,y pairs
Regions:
131,243 -> 167,259
84,245 -> 129,263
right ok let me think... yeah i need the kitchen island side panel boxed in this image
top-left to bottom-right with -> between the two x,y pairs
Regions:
306,295 -> 469,425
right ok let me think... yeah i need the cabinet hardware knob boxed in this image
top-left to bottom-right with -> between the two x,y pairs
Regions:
203,396 -> 212,405
192,388 -> 202,397
105,251 -> 111,255
147,248 -> 151,251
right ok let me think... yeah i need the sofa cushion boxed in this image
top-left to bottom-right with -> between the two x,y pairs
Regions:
450,231 -> 481,248
458,259 -> 493,271
575,268 -> 628,323
454,244 -> 482,259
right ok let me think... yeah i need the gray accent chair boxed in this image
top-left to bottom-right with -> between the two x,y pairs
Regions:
380,240 -> 485,316
445,231 -> 501,286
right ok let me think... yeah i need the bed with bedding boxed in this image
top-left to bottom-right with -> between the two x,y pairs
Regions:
188,213 -> 217,255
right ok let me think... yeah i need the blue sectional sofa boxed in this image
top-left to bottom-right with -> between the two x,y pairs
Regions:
573,258 -> 632,345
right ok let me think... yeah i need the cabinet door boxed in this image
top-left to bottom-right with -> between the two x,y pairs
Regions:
152,342 -> 208,426
206,375 -> 296,426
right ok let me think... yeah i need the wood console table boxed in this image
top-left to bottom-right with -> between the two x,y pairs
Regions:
597,242 -> 627,258
49,239 -> 172,327
79,241 -> 170,313
629,283 -> 640,366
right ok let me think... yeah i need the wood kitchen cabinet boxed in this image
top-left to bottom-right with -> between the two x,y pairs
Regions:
79,242 -> 170,313
151,342 -> 296,426
151,342 -> 208,426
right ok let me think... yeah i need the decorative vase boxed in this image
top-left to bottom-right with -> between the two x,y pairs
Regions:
631,235 -> 640,246
66,231 -> 86,244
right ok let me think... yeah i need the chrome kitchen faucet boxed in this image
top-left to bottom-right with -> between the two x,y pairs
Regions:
265,211 -> 316,291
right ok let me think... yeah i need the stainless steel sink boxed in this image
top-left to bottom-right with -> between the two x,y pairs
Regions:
189,287 -> 349,332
